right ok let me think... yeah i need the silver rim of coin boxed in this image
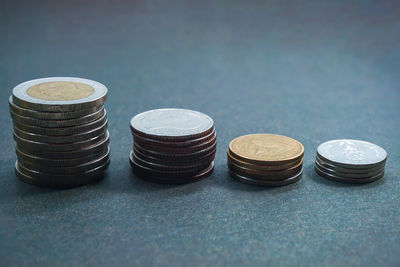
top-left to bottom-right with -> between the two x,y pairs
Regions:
12,77 -> 108,112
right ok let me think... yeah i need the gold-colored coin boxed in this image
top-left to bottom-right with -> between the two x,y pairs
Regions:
228,134 -> 304,165
27,81 -> 94,101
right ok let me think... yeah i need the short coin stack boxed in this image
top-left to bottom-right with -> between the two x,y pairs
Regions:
9,77 -> 110,188
315,139 -> 387,183
227,134 -> 304,186
130,108 -> 216,184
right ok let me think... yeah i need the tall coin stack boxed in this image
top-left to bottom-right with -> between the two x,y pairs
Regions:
9,77 -> 110,188
315,139 -> 387,183
227,134 -> 304,186
129,108 -> 216,184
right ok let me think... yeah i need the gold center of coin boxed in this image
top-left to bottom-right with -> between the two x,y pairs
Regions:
230,134 -> 304,162
26,81 -> 94,101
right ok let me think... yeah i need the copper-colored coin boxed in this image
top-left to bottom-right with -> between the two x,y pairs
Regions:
229,169 -> 302,187
228,134 -> 304,165
227,149 -> 302,171
227,160 -> 303,181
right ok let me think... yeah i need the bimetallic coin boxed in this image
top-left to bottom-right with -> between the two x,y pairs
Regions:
227,149 -> 302,171
16,134 -> 109,159
9,96 -> 104,120
227,160 -> 303,180
14,131 -> 109,152
16,146 -> 109,167
314,164 -> 384,184
132,127 -> 216,148
18,150 -> 110,174
15,160 -> 109,188
229,169 -> 303,187
130,109 -> 214,141
317,139 -> 387,169
13,120 -> 107,144
314,160 -> 384,179
229,134 -> 304,165
13,112 -> 107,136
10,107 -> 105,128
315,155 -> 385,174
12,77 -> 108,112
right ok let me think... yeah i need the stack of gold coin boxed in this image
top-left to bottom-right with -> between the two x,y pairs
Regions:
9,77 -> 110,188
227,134 -> 304,186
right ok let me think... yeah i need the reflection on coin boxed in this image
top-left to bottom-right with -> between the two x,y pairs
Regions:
229,169 -> 303,187
130,108 -> 214,141
12,77 -> 107,112
229,134 -> 304,165
314,164 -> 384,184
317,139 -> 387,169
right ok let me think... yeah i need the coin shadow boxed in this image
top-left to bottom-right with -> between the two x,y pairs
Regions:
306,163 -> 385,188
215,163 -> 302,193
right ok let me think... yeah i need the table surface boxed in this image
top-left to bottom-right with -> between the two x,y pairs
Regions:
1,0 -> 399,266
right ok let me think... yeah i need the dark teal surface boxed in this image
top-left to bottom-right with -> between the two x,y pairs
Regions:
1,0 -> 399,266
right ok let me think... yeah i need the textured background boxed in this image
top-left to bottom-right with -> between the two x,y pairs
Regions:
0,0 -> 399,266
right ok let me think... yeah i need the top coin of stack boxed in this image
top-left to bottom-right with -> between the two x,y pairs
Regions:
227,134 -> 304,186
129,108 -> 216,184
9,77 -> 110,188
315,139 -> 387,183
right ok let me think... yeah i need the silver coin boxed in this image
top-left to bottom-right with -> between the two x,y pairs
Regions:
314,164 -> 384,184
315,155 -> 385,174
13,111 -> 107,136
16,146 -> 110,167
317,139 -> 387,169
8,96 -> 104,120
315,160 -> 384,179
10,107 -> 105,128
13,120 -> 107,144
12,77 -> 107,112
15,160 -> 109,188
130,108 -> 214,141
229,168 -> 303,187
18,150 -> 110,174
16,133 -> 109,159
14,131 -> 109,152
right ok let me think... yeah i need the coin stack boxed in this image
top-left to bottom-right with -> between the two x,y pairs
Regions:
129,108 -> 216,184
9,77 -> 110,188
315,139 -> 387,183
227,134 -> 304,186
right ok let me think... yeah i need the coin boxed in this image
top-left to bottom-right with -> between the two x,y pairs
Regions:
15,160 -> 109,188
130,156 -> 214,184
18,150 -> 110,174
229,134 -> 304,165
229,168 -> 303,187
14,131 -> 108,152
16,146 -> 110,167
227,149 -> 302,171
9,96 -> 104,120
12,77 -> 108,112
13,120 -> 107,144
317,139 -> 387,169
131,150 -> 213,172
10,107 -> 105,128
314,164 -> 384,184
315,155 -> 385,174
314,160 -> 383,179
130,109 -> 214,141
227,160 -> 303,180
16,133 -> 109,159
13,111 -> 107,136
132,127 -> 216,148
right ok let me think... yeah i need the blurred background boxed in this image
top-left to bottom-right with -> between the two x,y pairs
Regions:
0,0 -> 399,266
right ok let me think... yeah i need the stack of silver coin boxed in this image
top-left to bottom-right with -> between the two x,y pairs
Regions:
9,77 -> 110,188
315,139 -> 387,183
